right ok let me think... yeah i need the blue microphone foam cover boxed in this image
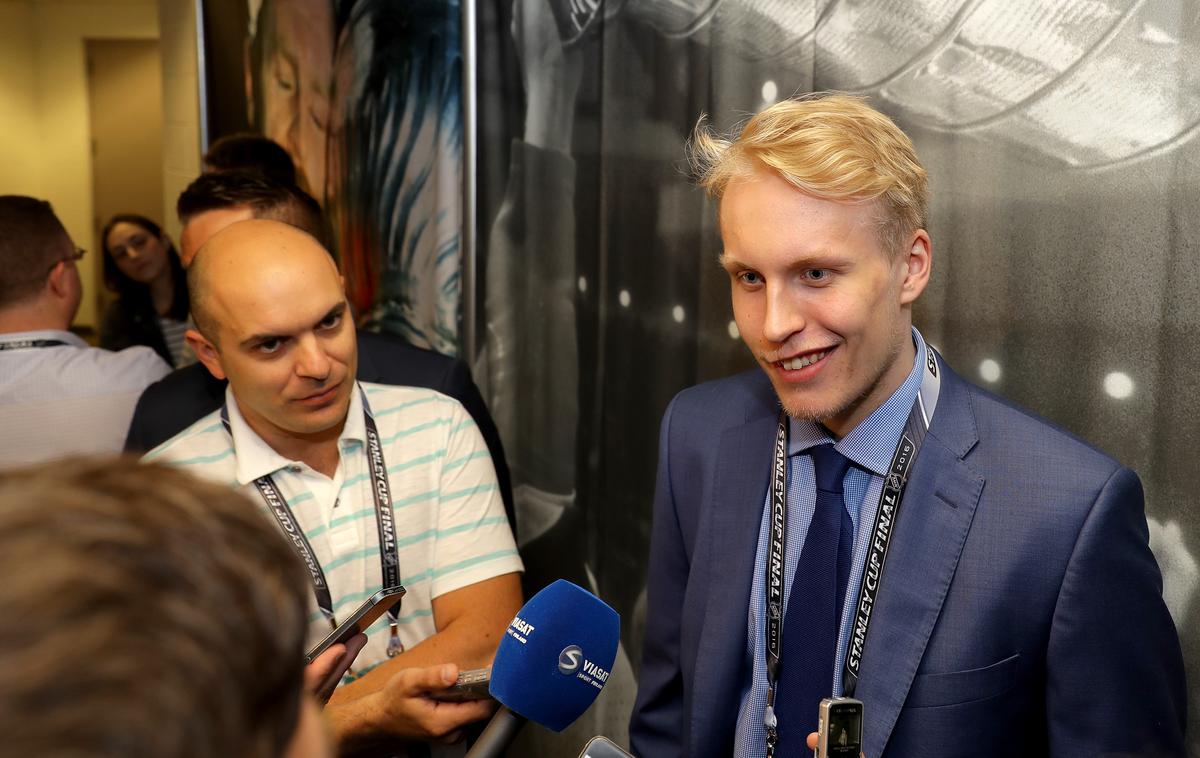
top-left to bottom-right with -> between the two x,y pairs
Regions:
489,579 -> 620,732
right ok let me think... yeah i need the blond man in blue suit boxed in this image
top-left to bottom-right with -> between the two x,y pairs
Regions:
630,94 -> 1185,758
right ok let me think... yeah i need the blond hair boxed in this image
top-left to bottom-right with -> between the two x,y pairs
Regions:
690,93 -> 929,253
0,458 -> 309,758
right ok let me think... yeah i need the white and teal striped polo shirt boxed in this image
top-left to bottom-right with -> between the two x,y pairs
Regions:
145,381 -> 523,676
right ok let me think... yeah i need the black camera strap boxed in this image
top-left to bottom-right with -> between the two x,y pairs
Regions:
763,348 -> 941,756
222,385 -> 405,657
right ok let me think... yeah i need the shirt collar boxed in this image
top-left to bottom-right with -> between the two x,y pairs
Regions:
227,382 -> 366,485
0,329 -> 87,349
788,327 -> 929,477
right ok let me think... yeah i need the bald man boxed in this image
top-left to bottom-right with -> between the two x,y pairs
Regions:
123,172 -> 516,539
147,220 -> 524,753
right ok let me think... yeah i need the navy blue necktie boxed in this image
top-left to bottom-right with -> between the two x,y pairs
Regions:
775,443 -> 854,753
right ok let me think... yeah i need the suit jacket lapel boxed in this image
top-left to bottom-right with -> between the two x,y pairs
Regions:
856,361 -> 986,758
690,412 -> 777,755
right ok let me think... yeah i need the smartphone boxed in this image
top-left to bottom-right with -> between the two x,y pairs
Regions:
428,667 -> 494,702
578,736 -> 635,757
304,586 -> 405,663
816,697 -> 863,758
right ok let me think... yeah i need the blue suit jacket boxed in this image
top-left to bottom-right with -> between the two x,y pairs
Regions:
631,357 -> 1185,758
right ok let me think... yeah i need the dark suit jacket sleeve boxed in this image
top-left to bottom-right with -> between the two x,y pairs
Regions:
123,365 -> 225,453
630,395 -> 689,758
123,385 -> 161,452
1045,466 -> 1186,757
438,358 -> 516,535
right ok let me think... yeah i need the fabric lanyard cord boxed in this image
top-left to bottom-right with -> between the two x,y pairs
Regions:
763,348 -> 942,755
0,339 -> 68,350
221,386 -> 405,657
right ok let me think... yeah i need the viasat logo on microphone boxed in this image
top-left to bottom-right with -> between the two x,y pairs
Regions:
506,615 -> 535,644
558,644 -> 610,690
558,645 -> 582,674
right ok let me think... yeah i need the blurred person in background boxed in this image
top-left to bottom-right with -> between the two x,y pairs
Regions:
0,457 -> 334,758
0,197 -> 169,468
175,170 -> 326,268
204,132 -> 299,184
99,213 -> 192,367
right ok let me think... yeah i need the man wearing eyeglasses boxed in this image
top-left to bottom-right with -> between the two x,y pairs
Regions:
0,196 -> 170,468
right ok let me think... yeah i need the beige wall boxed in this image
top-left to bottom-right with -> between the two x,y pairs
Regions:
0,2 -> 42,199
0,0 -> 162,329
157,0 -> 200,245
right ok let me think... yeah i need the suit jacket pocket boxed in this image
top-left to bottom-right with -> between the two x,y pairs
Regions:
904,653 -> 1020,708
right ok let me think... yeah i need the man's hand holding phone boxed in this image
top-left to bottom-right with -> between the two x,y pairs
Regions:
301,587 -> 404,705
327,663 -> 498,751
306,633 -> 369,704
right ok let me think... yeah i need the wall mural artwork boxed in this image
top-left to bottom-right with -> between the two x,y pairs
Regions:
480,0 -> 1200,752
202,0 -> 463,356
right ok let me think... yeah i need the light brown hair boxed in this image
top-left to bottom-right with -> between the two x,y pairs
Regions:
690,93 -> 929,253
0,457 -> 309,757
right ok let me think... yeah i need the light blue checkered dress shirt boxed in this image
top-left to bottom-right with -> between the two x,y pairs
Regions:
733,329 -> 930,758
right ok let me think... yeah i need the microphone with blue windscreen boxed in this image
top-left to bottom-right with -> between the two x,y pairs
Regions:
465,579 -> 620,757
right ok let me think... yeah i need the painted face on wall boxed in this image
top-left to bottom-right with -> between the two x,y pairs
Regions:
719,166 -> 930,438
255,0 -> 335,203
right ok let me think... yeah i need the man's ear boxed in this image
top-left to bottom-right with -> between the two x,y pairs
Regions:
186,329 -> 227,381
45,261 -> 71,300
898,229 -> 932,306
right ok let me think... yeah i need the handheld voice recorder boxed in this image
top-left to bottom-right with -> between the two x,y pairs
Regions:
815,697 -> 863,758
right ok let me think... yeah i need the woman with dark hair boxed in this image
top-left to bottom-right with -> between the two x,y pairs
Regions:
99,214 -> 190,367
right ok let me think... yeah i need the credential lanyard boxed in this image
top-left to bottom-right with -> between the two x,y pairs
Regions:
0,339 -> 68,350
763,348 -> 942,756
221,386 -> 405,657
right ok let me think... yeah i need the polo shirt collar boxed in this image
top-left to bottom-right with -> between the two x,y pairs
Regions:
787,327 -> 929,477
226,382 -> 366,486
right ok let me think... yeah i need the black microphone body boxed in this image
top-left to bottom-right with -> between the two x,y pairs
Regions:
465,706 -> 527,758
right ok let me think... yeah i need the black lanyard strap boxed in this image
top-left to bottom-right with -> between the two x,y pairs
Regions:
0,339 -> 68,350
762,415 -> 789,754
840,403 -> 927,697
762,348 -> 942,755
253,473 -> 336,621
222,386 -> 405,656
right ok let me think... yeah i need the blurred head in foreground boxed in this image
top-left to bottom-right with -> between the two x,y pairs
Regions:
0,457 -> 330,758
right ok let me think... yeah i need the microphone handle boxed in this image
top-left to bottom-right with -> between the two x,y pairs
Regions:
465,705 -> 528,758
